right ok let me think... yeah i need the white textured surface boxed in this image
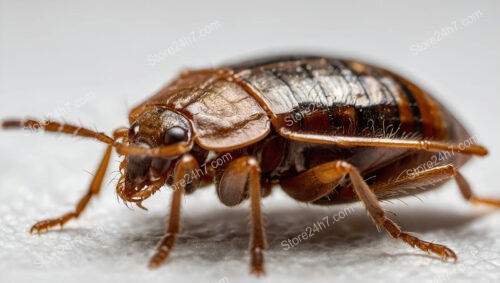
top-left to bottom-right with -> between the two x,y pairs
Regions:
1,1 -> 500,283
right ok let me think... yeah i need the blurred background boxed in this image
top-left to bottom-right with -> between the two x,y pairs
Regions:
1,1 -> 499,283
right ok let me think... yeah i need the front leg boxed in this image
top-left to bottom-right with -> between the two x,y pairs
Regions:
30,145 -> 113,233
29,128 -> 129,233
148,154 -> 199,268
217,156 -> 266,276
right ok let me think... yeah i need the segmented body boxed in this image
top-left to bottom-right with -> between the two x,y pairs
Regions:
3,55 -> 489,273
130,55 -> 472,204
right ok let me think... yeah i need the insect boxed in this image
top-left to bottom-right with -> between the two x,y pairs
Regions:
2,55 -> 498,276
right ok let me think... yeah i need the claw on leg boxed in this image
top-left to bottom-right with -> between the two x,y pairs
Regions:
149,233 -> 177,268
399,232 -> 457,262
250,247 -> 265,276
30,213 -> 76,234
382,218 -> 457,262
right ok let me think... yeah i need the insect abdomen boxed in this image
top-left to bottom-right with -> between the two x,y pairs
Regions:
235,56 -> 468,143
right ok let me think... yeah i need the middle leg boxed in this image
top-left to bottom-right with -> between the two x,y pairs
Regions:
218,156 -> 267,276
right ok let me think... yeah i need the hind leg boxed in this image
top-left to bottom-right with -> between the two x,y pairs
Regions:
370,164 -> 500,207
453,172 -> 500,207
290,160 -> 458,260
342,161 -> 459,260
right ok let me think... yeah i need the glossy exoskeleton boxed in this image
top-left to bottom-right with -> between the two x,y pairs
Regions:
2,55 -> 498,276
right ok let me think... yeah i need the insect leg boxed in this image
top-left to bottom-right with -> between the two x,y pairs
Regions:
22,129 -> 126,233
371,164 -> 500,207
370,164 -> 459,195
148,154 -> 199,268
279,161 -> 346,202
248,158 -> 266,276
454,170 -> 500,207
30,145 -> 113,233
217,156 -> 266,276
326,160 -> 457,261
278,128 -> 488,156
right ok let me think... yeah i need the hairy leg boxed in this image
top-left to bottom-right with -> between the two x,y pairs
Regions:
291,160 -> 458,260
278,128 -> 487,156
30,145 -> 113,233
149,154 -> 199,268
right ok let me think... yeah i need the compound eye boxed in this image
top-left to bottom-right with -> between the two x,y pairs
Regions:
128,123 -> 139,140
163,126 -> 188,145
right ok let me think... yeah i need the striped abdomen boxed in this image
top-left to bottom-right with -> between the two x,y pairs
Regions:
233,56 -> 469,143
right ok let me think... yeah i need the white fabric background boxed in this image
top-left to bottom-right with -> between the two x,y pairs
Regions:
1,1 -> 500,283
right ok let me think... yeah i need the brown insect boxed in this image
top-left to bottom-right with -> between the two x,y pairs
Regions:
2,55 -> 498,276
